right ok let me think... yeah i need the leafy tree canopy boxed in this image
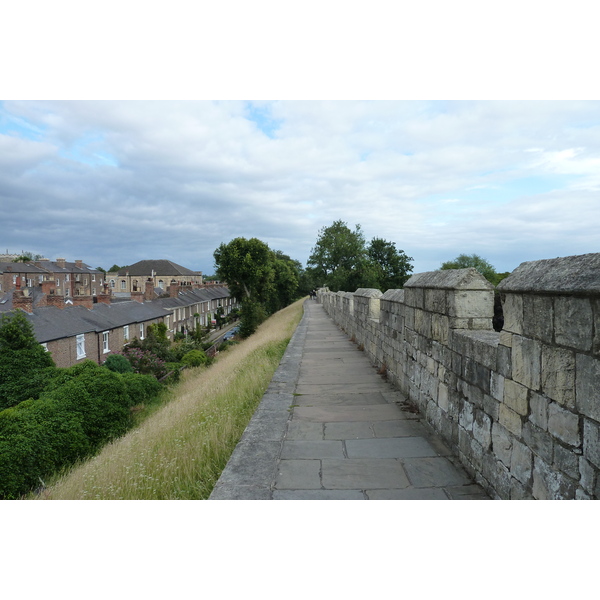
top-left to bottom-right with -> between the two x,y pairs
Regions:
440,253 -> 508,286
214,238 -> 300,337
306,220 -> 413,292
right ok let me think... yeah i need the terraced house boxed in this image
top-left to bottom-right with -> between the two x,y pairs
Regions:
0,257 -> 237,369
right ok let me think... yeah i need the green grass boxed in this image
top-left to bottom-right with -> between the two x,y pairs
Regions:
35,299 -> 304,500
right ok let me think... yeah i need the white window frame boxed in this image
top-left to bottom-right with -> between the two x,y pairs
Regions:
76,334 -> 86,359
140,323 -> 145,340
102,331 -> 110,353
123,325 -> 129,342
120,280 -> 127,290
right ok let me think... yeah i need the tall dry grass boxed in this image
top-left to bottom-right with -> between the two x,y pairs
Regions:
36,299 -> 305,500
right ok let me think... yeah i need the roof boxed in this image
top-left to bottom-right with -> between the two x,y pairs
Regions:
0,262 -> 49,275
115,260 -> 201,277
23,301 -> 172,343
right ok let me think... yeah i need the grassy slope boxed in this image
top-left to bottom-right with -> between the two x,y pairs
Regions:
36,299 -> 305,500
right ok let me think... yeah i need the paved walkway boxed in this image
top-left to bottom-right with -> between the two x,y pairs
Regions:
210,300 -> 489,500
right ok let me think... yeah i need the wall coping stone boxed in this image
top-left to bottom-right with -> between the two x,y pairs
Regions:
405,268 -> 494,291
498,253 -> 600,294
381,289 -> 405,301
354,288 -> 384,298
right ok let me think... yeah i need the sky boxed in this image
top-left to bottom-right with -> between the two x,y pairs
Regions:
2,99 -> 599,278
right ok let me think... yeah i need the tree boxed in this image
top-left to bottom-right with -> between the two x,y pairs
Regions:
440,253 -> 504,285
306,221 -> 413,292
214,238 -> 300,337
0,311 -> 56,410
367,238 -> 414,291
306,221 -> 371,292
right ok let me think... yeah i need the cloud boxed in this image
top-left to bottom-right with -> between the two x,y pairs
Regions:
1,100 -> 599,277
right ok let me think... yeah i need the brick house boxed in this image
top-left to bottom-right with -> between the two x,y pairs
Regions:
108,260 -> 203,296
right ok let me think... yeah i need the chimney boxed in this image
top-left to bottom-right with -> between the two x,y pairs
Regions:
75,260 -> 83,268
144,278 -> 155,301
72,295 -> 94,310
13,288 -> 33,314
131,290 -> 144,303
56,258 -> 66,269
168,279 -> 180,298
41,279 -> 56,295
47,294 -> 65,309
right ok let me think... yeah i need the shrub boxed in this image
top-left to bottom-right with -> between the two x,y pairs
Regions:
104,354 -> 134,373
121,347 -> 167,379
120,372 -> 162,404
181,349 -> 209,368
0,311 -> 56,410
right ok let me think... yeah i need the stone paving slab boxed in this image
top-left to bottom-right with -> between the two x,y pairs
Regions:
210,299 -> 490,501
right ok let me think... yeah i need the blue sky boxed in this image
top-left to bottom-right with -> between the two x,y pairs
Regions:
1,99 -> 599,277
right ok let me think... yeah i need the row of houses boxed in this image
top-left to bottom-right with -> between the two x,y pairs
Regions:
0,258 -> 237,369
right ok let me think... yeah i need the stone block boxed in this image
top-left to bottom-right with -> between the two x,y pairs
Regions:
424,288 -> 447,313
472,408 -> 492,450
449,290 -> 494,319
529,392 -> 549,431
510,439 -> 533,485
553,443 -> 580,480
438,382 -> 449,412
532,456 -> 576,500
491,422 -> 513,467
496,345 -> 512,378
499,330 -> 513,348
503,379 -> 529,416
576,353 -> 600,421
541,345 -> 576,409
431,313 -> 449,345
578,456 -> 596,495
522,422 -> 554,464
555,296 -> 593,351
490,372 -> 505,402
483,394 -> 500,421
499,403 -> 522,436
512,335 -> 541,390
522,294 -> 554,343
459,400 -> 474,432
583,418 -> 600,469
502,293 -> 523,335
547,402 -> 580,447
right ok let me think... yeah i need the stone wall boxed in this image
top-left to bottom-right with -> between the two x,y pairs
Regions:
318,253 -> 600,499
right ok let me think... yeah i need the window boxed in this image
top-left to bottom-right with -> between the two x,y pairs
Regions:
66,274 -> 70,282
123,325 -> 129,341
41,343 -> 48,352
158,280 -> 164,289
92,287 -> 96,296
110,279 -> 115,288
140,323 -> 145,340
103,331 -> 110,353
92,274 -> 96,282
76,334 -> 86,359
120,280 -> 126,290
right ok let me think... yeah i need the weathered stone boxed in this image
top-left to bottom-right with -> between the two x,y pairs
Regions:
459,400 -> 474,431
547,402 -> 580,447
490,372 -> 505,402
583,418 -> 600,469
578,456 -> 596,495
499,403 -> 522,436
541,345 -> 576,409
512,335 -> 541,390
501,293 -> 523,335
532,456 -> 576,500
510,439 -> 533,485
491,422 -> 513,467
522,422 -> 553,464
575,353 -> 600,421
529,392 -> 549,431
554,296 -> 593,352
472,409 -> 492,450
496,345 -> 512,378
553,443 -> 580,480
522,294 -> 554,343
503,379 -> 529,416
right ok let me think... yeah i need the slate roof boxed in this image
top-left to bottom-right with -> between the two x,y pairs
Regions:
115,260 -> 201,277
0,262 -> 49,275
155,286 -> 232,311
22,301 -> 172,343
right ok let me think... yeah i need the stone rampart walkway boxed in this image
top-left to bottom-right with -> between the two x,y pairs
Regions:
210,299 -> 489,500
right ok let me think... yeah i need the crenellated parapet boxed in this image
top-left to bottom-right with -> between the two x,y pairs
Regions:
318,253 -> 600,499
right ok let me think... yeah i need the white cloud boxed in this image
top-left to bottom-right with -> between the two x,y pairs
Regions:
1,100 -> 599,277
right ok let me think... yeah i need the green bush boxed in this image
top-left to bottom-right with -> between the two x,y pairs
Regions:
181,349 -> 209,367
120,372 -> 162,404
0,311 -> 56,410
104,353 -> 134,373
